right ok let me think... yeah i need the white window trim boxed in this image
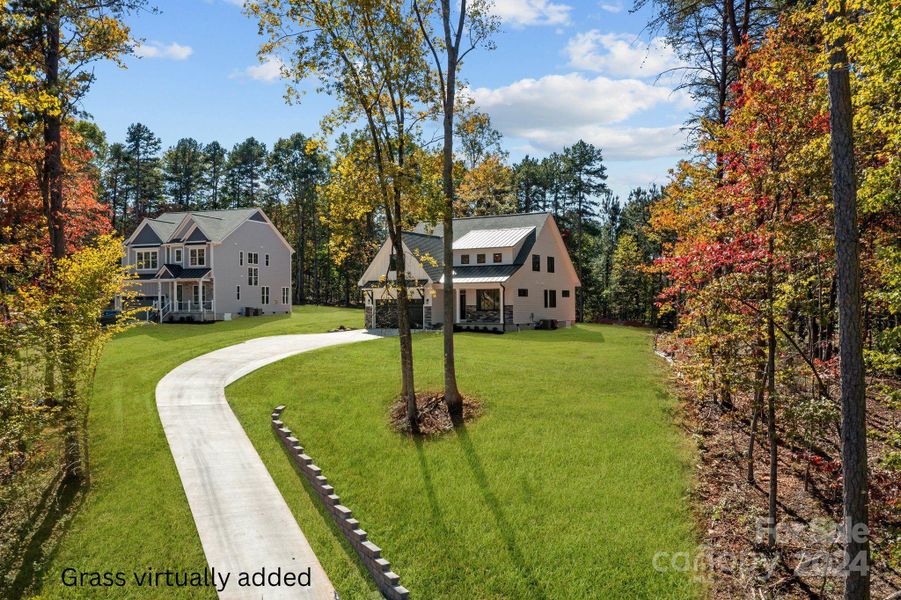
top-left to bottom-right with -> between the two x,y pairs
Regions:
135,249 -> 158,271
188,247 -> 206,267
261,286 -> 270,305
247,267 -> 259,286
282,287 -> 289,304
236,285 -> 241,301
172,247 -> 183,265
239,251 -> 244,266
265,254 -> 270,267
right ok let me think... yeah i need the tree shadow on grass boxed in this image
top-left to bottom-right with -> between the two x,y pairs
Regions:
454,425 -> 548,599
7,474 -> 86,598
272,427 -> 380,598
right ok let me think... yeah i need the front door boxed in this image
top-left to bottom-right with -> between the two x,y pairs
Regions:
176,285 -> 183,309
459,290 -> 466,322
192,285 -> 199,308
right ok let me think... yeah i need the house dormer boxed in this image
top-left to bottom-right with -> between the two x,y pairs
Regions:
452,226 -> 535,266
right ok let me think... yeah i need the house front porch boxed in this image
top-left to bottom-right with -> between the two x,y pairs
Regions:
149,276 -> 216,323
452,285 -> 514,333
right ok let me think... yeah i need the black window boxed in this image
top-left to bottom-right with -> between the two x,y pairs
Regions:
547,256 -> 555,273
461,254 -> 470,265
562,289 -> 571,298
389,253 -> 397,271
518,288 -> 528,297
476,289 -> 499,311
477,253 -> 486,264
532,254 -> 540,271
544,289 -> 557,308
493,253 -> 502,263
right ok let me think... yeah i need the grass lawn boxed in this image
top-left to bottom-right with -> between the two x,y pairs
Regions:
32,305 -> 362,599
227,325 -> 700,599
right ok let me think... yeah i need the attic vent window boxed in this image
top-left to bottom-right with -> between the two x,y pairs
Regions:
476,253 -> 486,264
493,253 -> 502,263
461,254 -> 470,265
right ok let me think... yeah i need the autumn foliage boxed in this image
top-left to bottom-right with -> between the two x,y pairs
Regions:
650,7 -> 900,596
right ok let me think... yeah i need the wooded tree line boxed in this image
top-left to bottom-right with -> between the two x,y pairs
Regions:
642,0 -> 899,595
86,118 -> 664,323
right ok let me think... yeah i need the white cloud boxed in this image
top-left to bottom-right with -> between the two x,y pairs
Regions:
516,124 -> 686,160
471,73 -> 687,160
492,0 -> 572,27
230,56 -> 284,82
564,31 -> 682,80
472,73 -> 675,127
598,1 -> 624,12
134,41 -> 193,61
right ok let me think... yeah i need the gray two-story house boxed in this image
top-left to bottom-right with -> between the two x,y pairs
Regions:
123,208 -> 293,322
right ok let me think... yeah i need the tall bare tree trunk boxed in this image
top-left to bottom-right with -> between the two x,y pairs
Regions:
766,247 -> 778,550
295,198 -> 305,304
392,233 -> 419,434
41,4 -> 65,260
439,0 -> 463,423
826,5 -> 870,596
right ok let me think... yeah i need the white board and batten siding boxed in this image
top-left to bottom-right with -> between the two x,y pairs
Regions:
505,216 -> 579,326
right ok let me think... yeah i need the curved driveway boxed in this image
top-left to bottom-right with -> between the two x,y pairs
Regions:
156,330 -> 381,599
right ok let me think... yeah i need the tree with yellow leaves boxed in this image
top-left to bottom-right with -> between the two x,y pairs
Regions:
247,0 -> 438,432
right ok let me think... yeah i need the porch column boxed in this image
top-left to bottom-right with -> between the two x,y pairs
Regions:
157,281 -> 162,324
199,281 -> 204,320
499,285 -> 504,324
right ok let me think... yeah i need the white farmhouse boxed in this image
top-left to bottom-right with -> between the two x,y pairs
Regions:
359,212 -> 580,332
123,208 -> 293,322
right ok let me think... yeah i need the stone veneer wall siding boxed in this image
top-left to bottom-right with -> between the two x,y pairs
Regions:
423,306 -> 431,327
271,406 -> 410,600
364,305 -> 374,328
503,305 -> 513,324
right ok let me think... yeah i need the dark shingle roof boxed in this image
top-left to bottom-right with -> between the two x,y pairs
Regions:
156,265 -> 211,280
402,232 -> 445,280
132,209 -> 263,244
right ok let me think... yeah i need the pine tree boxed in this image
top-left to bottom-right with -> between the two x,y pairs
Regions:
202,141 -> 227,209
123,123 -> 163,225
163,138 -> 205,211
226,137 -> 268,207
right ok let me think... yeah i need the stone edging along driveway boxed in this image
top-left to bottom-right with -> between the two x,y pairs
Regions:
155,330 -> 381,600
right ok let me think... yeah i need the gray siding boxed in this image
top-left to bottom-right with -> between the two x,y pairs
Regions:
213,220 -> 292,317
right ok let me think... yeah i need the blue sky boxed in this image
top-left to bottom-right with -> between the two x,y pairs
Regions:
82,0 -> 693,199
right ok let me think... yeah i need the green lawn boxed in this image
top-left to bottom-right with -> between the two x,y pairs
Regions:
31,310 -> 698,599
227,325 -> 700,599
32,306 -> 362,599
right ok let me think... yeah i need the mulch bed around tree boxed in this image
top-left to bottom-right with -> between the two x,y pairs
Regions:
390,392 -> 482,436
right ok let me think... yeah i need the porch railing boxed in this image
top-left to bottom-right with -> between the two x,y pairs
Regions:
174,300 -> 213,312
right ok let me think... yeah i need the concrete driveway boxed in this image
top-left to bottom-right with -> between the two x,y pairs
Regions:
156,330 -> 381,599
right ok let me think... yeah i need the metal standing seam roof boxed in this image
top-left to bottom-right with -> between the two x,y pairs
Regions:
359,212 -> 554,288
439,264 -> 520,284
452,226 -> 536,250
